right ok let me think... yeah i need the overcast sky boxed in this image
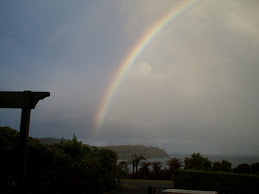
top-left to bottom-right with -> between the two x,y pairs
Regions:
1,0 -> 259,156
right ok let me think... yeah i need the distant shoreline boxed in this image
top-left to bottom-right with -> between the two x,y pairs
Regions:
37,137 -> 259,167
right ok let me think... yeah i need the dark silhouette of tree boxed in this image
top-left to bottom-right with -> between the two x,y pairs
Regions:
138,161 -> 151,179
166,157 -> 182,172
128,154 -> 146,172
233,163 -> 250,174
152,161 -> 163,178
0,126 -> 120,193
166,157 -> 182,179
134,154 -> 146,172
128,155 -> 136,173
184,153 -> 212,171
213,160 -> 232,172
251,163 -> 259,175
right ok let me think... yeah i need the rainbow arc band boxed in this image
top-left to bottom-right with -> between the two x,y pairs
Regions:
94,0 -> 199,132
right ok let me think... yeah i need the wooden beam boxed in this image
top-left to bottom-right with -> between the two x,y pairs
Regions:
0,91 -> 50,194
0,91 -> 50,109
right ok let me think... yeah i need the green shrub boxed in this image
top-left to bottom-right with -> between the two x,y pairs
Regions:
233,163 -> 250,174
184,153 -> 212,171
213,160 -> 232,172
0,126 -> 120,193
251,163 -> 259,175
174,170 -> 259,194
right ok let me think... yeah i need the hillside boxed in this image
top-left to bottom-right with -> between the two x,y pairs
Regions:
38,137 -> 169,159
103,145 -> 169,159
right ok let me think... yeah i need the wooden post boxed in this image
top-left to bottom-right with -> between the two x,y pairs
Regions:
0,91 -> 50,194
18,107 -> 31,194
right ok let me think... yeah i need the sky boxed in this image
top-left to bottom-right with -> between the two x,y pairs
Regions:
1,0 -> 259,156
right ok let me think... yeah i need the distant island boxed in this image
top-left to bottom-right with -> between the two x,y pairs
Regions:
38,137 -> 169,159
102,145 -> 169,159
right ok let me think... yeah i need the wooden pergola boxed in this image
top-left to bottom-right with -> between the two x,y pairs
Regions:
0,91 -> 50,194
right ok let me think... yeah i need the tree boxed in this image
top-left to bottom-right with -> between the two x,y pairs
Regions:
128,154 -> 146,172
118,161 -> 128,178
55,134 -> 91,163
213,160 -> 232,172
91,147 -> 119,192
134,154 -> 146,172
151,161 -> 163,179
184,153 -> 212,171
0,126 -> 19,170
128,156 -> 136,173
166,157 -> 182,179
138,161 -> 151,179
166,157 -> 182,172
233,163 -> 250,174
0,126 -> 120,193
251,163 -> 259,175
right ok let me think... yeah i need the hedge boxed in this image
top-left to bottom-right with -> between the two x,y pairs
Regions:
174,170 -> 259,194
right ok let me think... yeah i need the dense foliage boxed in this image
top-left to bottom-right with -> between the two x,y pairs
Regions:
1,126 -> 259,193
120,155 -> 182,180
37,137 -> 70,145
213,160 -> 232,172
119,153 -> 259,181
174,169 -> 259,194
0,126 -> 120,193
184,153 -> 212,171
233,163 -> 251,174
251,163 -> 259,175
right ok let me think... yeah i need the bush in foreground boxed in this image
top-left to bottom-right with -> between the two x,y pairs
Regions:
0,126 -> 120,193
174,169 -> 259,194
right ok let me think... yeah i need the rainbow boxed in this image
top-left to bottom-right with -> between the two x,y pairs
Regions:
93,0 -> 199,132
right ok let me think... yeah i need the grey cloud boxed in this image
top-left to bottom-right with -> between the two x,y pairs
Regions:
1,0 -> 258,156
96,0 -> 259,155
